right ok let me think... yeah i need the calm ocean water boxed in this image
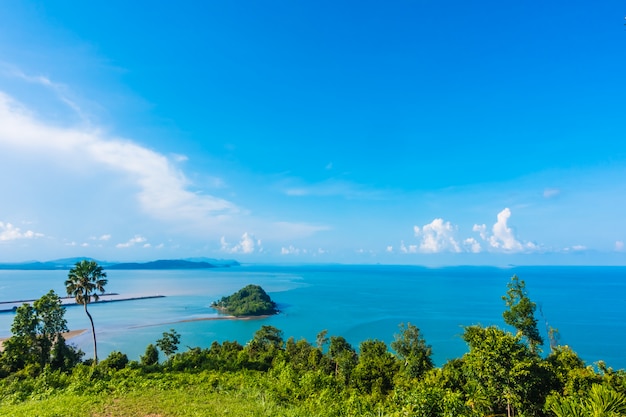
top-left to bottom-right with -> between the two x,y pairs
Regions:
1,265 -> 624,369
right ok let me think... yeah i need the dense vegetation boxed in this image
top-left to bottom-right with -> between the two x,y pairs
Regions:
1,267 -> 625,416
211,284 -> 279,316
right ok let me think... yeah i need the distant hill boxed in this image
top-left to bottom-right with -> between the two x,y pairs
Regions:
108,260 -> 217,270
0,258 -> 239,270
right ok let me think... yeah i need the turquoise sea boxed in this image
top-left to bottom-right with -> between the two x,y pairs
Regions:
1,265 -> 625,369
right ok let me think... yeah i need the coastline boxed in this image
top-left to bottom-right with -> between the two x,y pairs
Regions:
0,329 -> 87,352
130,313 -> 273,329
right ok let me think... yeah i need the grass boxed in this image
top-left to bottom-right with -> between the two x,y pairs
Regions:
0,369 -> 325,417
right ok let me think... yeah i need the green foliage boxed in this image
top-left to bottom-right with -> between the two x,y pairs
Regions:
140,344 -> 159,366
328,336 -> 358,386
99,350 -> 129,371
65,260 -> 107,365
353,339 -> 398,398
0,290 -> 78,374
391,322 -> 434,380
461,325 -> 553,416
502,274 -> 544,352
547,383 -> 626,417
212,284 -> 278,316
156,328 -> 181,358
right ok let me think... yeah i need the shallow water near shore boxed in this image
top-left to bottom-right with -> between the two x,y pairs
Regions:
1,264 -> 625,369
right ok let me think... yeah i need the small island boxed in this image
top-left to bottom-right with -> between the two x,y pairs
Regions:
211,284 -> 278,316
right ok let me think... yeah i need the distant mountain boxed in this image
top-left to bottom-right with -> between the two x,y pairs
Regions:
0,258 -> 239,270
108,260 -> 217,270
183,257 -> 240,267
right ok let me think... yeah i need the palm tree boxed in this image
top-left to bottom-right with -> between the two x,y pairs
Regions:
65,260 -> 107,365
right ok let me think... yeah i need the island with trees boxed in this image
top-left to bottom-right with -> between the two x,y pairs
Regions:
211,284 -> 278,316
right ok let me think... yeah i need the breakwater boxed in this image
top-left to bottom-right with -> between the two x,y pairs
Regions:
0,293 -> 165,313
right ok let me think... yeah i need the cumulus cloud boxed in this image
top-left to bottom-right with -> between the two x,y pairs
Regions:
464,238 -> 482,253
414,218 -> 461,253
0,91 -> 239,229
220,232 -> 261,254
399,241 -> 418,254
473,208 -> 536,252
0,221 -> 44,241
116,235 -> 147,248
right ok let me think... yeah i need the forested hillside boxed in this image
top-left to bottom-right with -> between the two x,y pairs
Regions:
211,284 -> 278,316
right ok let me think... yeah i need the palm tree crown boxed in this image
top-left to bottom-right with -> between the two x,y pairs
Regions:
65,260 -> 107,305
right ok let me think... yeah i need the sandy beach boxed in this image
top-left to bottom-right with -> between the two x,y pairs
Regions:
0,329 -> 87,352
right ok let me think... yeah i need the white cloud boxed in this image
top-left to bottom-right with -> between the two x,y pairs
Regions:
563,245 -> 587,252
414,218 -> 461,253
464,238 -> 482,253
472,224 -> 488,241
543,188 -> 560,198
2,65 -> 88,121
0,221 -> 44,241
220,232 -> 261,254
90,234 -> 111,241
116,235 -> 147,248
386,245 -> 393,253
616,241 -> 625,252
400,241 -> 418,254
0,91 -> 239,230
281,245 -> 302,255
473,208 -> 536,253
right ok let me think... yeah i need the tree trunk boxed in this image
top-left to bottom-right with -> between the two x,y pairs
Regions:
84,303 -> 98,365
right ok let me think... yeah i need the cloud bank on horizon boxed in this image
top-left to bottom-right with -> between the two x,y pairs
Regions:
1,1 -> 625,265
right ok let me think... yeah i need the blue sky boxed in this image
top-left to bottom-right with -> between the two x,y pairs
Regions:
1,1 -> 625,265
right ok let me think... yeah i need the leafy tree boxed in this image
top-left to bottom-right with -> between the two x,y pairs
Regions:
156,329 -> 181,359
316,329 -> 329,351
545,345 -> 586,392
50,336 -> 83,371
245,325 -> 284,369
100,351 -> 129,370
391,322 -> 434,379
251,325 -> 284,350
141,344 -> 159,366
462,325 -> 551,417
0,290 -> 75,373
502,275 -> 543,353
328,336 -> 358,386
33,290 -> 69,367
65,260 -> 108,365
285,337 -> 319,372
353,339 -> 398,397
